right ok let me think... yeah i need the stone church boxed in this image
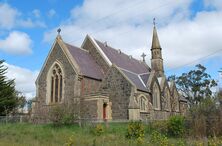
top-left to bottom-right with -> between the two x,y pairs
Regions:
32,25 -> 187,122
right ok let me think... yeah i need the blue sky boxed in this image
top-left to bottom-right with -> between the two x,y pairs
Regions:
0,0 -> 222,98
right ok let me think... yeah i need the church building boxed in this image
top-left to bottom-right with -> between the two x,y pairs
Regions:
32,24 -> 187,122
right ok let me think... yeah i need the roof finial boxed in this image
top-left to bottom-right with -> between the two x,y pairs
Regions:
141,52 -> 146,62
57,28 -> 61,35
153,18 -> 156,26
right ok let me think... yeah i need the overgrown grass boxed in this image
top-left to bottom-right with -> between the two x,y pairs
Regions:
0,123 -> 133,146
0,122 -> 222,146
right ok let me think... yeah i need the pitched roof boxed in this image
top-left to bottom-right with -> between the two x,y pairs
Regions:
64,37 -> 151,92
65,43 -> 104,80
139,73 -> 150,85
120,68 -> 149,92
179,96 -> 188,102
95,40 -> 150,74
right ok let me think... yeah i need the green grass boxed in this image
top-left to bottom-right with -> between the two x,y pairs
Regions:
0,123 -> 135,146
0,123 -> 222,146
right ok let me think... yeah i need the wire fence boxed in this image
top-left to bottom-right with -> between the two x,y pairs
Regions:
0,115 -> 30,124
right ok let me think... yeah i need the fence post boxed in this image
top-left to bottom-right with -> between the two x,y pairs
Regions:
20,115 -> 23,123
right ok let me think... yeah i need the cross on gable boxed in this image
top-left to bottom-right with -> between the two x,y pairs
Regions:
141,52 -> 146,62
57,28 -> 61,35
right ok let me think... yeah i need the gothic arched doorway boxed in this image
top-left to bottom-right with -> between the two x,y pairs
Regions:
103,103 -> 107,120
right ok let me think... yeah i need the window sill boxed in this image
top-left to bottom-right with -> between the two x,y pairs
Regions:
154,108 -> 161,111
46,102 -> 63,106
140,111 -> 149,113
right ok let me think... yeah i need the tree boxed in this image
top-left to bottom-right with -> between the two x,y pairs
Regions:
168,64 -> 217,106
0,60 -> 19,116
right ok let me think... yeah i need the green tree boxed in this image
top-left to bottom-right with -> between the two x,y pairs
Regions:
168,64 -> 217,105
0,60 -> 18,116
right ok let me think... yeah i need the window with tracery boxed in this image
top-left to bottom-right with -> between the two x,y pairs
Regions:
171,89 -> 179,112
139,96 -> 147,111
153,83 -> 160,110
163,88 -> 171,111
174,90 -> 180,111
50,64 -> 63,103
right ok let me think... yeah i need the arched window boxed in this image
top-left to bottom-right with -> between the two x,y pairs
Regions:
174,90 -> 180,112
138,95 -> 148,112
153,82 -> 160,110
163,87 -> 171,111
49,63 -> 63,103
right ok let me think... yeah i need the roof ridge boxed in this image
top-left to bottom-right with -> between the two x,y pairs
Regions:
139,72 -> 150,76
95,39 -> 145,64
118,67 -> 138,75
119,66 -> 149,76
65,42 -> 89,53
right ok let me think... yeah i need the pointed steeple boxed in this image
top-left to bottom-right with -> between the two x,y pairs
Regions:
151,25 -> 161,49
150,18 -> 164,77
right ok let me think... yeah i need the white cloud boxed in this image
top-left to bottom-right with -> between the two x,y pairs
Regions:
160,10 -> 222,68
3,63 -> 38,99
18,18 -> 46,28
0,31 -> 32,55
48,9 -> 56,18
0,3 -> 46,29
32,9 -> 41,18
204,0 -> 222,10
44,0 -> 222,69
0,3 -> 18,29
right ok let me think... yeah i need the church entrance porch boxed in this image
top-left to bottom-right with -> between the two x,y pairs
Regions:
80,94 -> 112,121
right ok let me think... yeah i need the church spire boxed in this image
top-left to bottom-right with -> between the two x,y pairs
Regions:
151,19 -> 161,49
150,18 -> 164,77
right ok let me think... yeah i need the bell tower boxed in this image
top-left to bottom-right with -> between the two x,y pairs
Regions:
151,18 -> 164,77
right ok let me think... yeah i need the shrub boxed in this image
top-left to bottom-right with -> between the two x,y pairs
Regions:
167,115 -> 185,137
188,98 -> 222,137
64,135 -> 75,146
91,124 -> 105,136
150,130 -> 169,146
148,120 -> 168,135
48,104 -> 77,126
125,121 -> 145,140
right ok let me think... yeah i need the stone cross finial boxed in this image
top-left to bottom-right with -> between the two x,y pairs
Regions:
57,28 -> 61,35
141,52 -> 146,62
153,18 -> 156,26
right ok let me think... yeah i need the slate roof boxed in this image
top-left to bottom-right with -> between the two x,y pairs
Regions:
120,68 -> 149,92
65,38 -> 151,92
139,73 -> 150,85
65,43 -> 104,80
95,40 -> 150,74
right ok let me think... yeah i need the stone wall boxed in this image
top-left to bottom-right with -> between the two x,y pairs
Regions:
99,67 -> 133,120
151,110 -> 171,120
34,42 -> 80,122
179,102 -> 187,116
80,99 -> 98,120
80,77 -> 101,96
80,96 -> 111,121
